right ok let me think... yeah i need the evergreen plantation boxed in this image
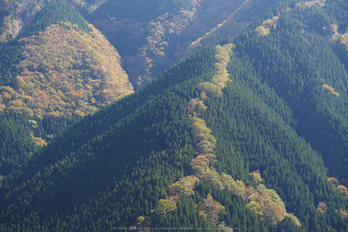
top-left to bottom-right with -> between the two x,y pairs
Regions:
1,0 -> 348,231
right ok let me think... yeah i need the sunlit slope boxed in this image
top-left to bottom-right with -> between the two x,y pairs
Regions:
0,0 -> 133,176
1,22 -> 133,118
0,40 -> 347,230
1,0 -> 348,231
89,0 -> 283,89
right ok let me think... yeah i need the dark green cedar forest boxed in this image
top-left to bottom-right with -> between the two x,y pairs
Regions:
1,0 -> 348,231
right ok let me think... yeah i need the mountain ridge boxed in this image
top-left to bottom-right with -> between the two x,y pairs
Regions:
1,0 -> 348,231
0,0 -> 134,176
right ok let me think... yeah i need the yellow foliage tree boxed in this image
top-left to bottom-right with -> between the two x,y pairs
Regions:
197,194 -> 225,225
254,26 -> 270,37
247,201 -> 264,216
1,22 -> 133,118
199,82 -> 222,98
336,185 -> 348,199
168,176 -> 199,197
152,199 -> 177,220
286,213 -> 302,226
317,202 -> 328,213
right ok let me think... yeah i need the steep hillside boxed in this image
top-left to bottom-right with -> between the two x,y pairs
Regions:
0,0 -> 48,43
1,22 -> 348,232
1,22 -> 132,118
89,0 -> 283,89
1,0 -> 348,231
232,0 -> 348,178
0,0 -> 90,43
0,0 -> 133,176
177,0 -> 281,56
330,30 -> 348,73
0,111 -> 40,175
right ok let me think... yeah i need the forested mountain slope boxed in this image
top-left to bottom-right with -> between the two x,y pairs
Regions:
0,0 -> 48,43
88,0 -> 283,89
0,0 -> 133,176
233,0 -> 348,179
0,0 -> 90,43
1,0 -> 348,231
0,0 -> 291,176
1,0 -> 348,230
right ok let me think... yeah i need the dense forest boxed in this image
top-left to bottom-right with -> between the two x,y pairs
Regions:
1,0 -> 348,231
89,0 -> 284,89
0,0 -> 133,176
90,0 -> 193,22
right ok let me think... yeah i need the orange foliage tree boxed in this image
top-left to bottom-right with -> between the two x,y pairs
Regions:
0,21 -> 133,118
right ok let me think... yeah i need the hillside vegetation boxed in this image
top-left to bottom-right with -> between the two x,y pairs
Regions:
0,0 -> 133,176
1,0 -> 348,231
90,0 -> 284,89
1,22 -> 133,118
233,0 -> 348,178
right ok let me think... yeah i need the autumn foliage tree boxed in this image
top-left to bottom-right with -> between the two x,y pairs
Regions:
152,198 -> 178,220
132,43 -> 300,229
168,176 -> 199,197
0,21 -> 133,118
197,194 -> 225,225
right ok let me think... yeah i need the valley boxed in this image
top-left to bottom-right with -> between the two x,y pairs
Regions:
0,0 -> 348,231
